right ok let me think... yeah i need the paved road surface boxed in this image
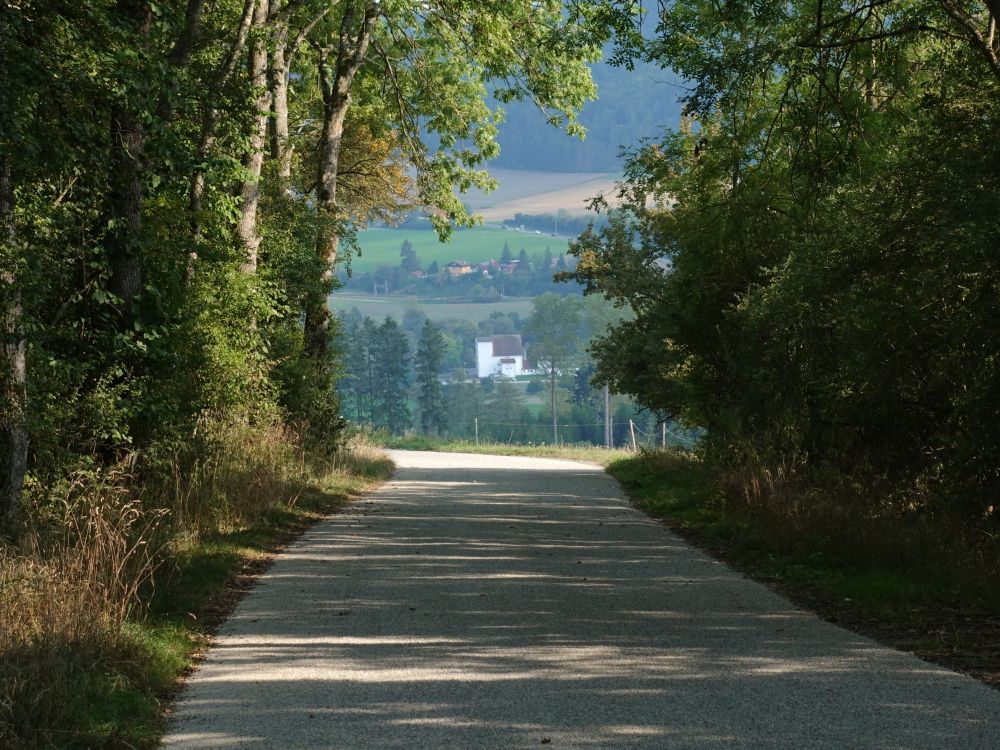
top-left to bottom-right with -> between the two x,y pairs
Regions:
164,450 -> 1000,748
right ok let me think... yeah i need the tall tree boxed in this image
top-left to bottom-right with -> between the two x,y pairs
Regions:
339,316 -> 378,424
517,247 -> 531,272
0,154 -> 24,527
526,293 -> 582,444
107,0 -> 153,313
568,0 -> 1000,521
305,0 -> 379,358
399,239 -> 421,273
372,316 -> 411,434
187,0 -> 257,250
235,0 -> 271,275
415,320 -> 447,435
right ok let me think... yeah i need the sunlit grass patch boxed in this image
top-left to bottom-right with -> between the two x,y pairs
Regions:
378,433 -> 633,466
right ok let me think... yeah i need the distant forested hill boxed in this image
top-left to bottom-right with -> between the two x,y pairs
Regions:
492,62 -> 683,172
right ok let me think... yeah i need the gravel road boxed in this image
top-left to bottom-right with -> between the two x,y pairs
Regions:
163,450 -> 1000,749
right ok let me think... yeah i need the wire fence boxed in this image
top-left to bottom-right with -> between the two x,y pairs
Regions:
468,418 -> 699,450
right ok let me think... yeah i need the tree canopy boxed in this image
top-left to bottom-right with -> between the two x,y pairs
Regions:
0,0 -> 637,523
526,293 -> 583,443
567,0 -> 1000,520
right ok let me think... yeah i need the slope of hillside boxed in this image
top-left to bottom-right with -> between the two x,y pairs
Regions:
462,169 -> 619,220
492,60 -> 683,172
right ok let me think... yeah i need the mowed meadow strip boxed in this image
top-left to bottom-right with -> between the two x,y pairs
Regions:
347,227 -> 569,275
327,293 -> 536,323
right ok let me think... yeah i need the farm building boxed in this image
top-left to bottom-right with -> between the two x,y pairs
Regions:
476,334 -> 528,379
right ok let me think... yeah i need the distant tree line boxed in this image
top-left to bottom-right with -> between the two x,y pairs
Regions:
335,292 -> 674,448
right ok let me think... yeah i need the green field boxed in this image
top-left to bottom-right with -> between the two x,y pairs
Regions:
345,226 -> 569,275
329,292 -> 535,322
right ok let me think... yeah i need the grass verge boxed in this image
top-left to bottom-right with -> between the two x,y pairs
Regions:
0,429 -> 393,749
379,433 -> 631,467
607,449 -> 1000,688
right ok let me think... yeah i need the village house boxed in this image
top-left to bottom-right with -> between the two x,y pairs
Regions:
444,260 -> 473,276
476,334 -> 529,379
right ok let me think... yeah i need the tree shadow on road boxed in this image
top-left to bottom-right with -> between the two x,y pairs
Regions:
165,463 -> 1000,749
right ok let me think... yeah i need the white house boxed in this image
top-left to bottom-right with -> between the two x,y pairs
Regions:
476,335 -> 528,379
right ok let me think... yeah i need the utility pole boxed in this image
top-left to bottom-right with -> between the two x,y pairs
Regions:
662,422 -> 667,449
604,384 -> 611,448
474,417 -> 479,445
629,419 -> 637,452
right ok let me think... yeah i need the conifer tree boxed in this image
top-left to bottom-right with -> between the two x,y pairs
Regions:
372,317 -> 411,434
517,247 -> 531,272
399,239 -> 421,272
339,316 -> 378,423
415,320 -> 447,435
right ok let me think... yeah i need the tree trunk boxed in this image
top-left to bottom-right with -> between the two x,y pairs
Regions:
109,118 -> 145,307
305,1 -> 378,357
236,0 -> 271,276
0,157 -> 26,529
305,90 -> 350,356
269,4 -> 331,197
270,21 -> 293,192
188,0 -> 257,259
169,0 -> 207,67
109,0 -> 152,311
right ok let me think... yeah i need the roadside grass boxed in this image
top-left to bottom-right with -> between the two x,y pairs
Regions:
607,449 -> 1000,684
0,427 -> 393,749
379,433 -> 630,467
349,227 -> 568,275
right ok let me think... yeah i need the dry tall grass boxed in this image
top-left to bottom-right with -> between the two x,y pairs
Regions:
164,418 -> 312,533
163,420 -> 392,535
0,419 -> 391,747
0,465 -> 164,745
